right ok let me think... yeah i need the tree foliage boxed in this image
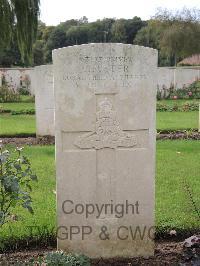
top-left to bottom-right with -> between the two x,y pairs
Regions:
1,7 -> 200,67
0,0 -> 40,64
44,28 -> 67,63
134,8 -> 200,66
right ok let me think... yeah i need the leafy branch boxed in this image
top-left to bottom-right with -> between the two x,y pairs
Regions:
0,141 -> 37,227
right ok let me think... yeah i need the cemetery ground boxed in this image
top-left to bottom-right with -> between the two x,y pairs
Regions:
0,97 -> 199,264
0,141 -> 199,264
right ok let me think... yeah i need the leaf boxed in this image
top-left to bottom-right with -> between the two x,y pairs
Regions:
26,184 -> 32,192
10,179 -> 20,192
14,163 -> 21,170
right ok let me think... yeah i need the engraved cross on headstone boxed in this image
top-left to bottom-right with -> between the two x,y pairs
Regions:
70,94 -> 137,215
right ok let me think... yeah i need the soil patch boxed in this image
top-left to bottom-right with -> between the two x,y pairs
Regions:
1,136 -> 55,146
0,241 -> 194,265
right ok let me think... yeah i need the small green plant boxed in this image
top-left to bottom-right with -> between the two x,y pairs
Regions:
0,141 -> 37,227
156,86 -> 162,100
156,102 -> 199,112
18,74 -> 31,95
21,95 -> 35,103
157,80 -> 200,100
0,108 -> 35,115
17,86 -> 30,96
11,109 -> 35,115
29,251 -> 91,266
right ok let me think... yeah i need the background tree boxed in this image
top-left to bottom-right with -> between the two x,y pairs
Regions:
0,0 -> 40,64
1,7 -> 199,67
33,22 -> 54,65
111,19 -> 127,42
0,31 -> 22,67
44,28 -> 67,63
134,8 -> 200,66
65,26 -> 89,45
157,8 -> 200,65
33,40 -> 45,65
87,18 -> 114,43
133,20 -> 169,65
125,17 -> 147,44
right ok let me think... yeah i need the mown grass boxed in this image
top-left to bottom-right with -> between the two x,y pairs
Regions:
0,102 -> 35,112
0,114 -> 36,136
20,95 -> 35,103
157,111 -> 199,130
0,111 -> 198,137
0,141 -> 199,249
156,140 -> 200,234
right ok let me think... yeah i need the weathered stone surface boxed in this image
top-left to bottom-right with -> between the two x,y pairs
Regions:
34,65 -> 54,136
157,67 -> 200,91
175,67 -> 200,88
53,43 -> 158,258
0,68 -> 35,94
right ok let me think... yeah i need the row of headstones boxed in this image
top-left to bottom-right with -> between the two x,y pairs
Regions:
33,65 -> 54,136
34,64 -> 200,137
40,44 -> 157,258
0,65 -> 199,97
157,67 -> 200,92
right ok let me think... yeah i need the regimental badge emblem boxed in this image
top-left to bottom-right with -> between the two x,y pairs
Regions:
75,98 -> 137,149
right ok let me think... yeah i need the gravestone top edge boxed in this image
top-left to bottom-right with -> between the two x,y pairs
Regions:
52,43 -> 158,56
34,64 -> 53,70
0,68 -> 34,70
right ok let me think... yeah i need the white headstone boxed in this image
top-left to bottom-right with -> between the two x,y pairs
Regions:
0,68 -> 34,93
174,67 -> 199,89
34,65 -> 54,136
53,44 -> 158,258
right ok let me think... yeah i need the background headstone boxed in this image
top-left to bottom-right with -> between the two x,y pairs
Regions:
53,44 -> 158,258
157,66 -> 200,92
0,68 -> 34,94
34,65 -> 54,136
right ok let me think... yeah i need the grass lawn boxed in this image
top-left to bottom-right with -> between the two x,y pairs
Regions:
0,141 -> 199,249
0,145 -> 56,249
0,114 -> 36,136
156,140 -> 200,233
20,95 -> 35,103
157,111 -> 199,130
0,111 -> 198,137
0,102 -> 35,112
